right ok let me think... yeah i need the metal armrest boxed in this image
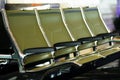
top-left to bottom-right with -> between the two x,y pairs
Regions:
54,41 -> 80,50
78,37 -> 102,43
96,32 -> 119,39
23,47 -> 54,55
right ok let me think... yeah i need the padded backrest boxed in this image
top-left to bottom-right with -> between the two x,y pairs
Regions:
38,9 -> 72,46
63,8 -> 92,40
83,7 -> 108,36
6,10 -> 48,53
6,10 -> 54,66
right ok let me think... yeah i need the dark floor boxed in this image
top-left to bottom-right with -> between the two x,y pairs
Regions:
0,59 -> 120,80
1,67 -> 120,80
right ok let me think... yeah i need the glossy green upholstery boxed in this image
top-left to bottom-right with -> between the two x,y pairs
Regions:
82,7 -> 120,43
7,10 -> 48,50
63,8 -> 91,39
38,9 -> 72,45
82,7 -> 112,45
63,8 -> 95,52
81,7 -> 120,55
6,10 -> 54,71
83,7 -> 108,35
4,8 -> 120,73
38,9 -> 77,59
62,8 -> 120,65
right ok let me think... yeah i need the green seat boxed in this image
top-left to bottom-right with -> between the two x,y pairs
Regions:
82,7 -> 120,56
82,7 -> 111,45
82,7 -> 109,35
4,9 -> 54,72
62,8 -> 96,55
37,9 -> 78,60
82,7 -> 120,43
61,7 -> 120,65
63,8 -> 92,39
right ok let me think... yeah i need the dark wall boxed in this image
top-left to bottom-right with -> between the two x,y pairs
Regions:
0,12 -> 11,50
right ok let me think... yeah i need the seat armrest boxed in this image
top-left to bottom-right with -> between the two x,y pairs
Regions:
23,47 -> 54,55
96,32 -> 119,39
54,41 -> 80,50
78,37 -> 102,43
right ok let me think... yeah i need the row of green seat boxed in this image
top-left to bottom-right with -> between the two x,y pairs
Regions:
62,7 -> 120,51
0,7 -> 120,73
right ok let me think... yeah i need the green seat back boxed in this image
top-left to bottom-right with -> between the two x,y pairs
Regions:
38,9 -> 72,46
6,10 -> 52,66
7,10 -> 48,52
63,8 -> 95,51
38,9 -> 77,59
63,8 -> 92,40
83,7 -> 108,36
